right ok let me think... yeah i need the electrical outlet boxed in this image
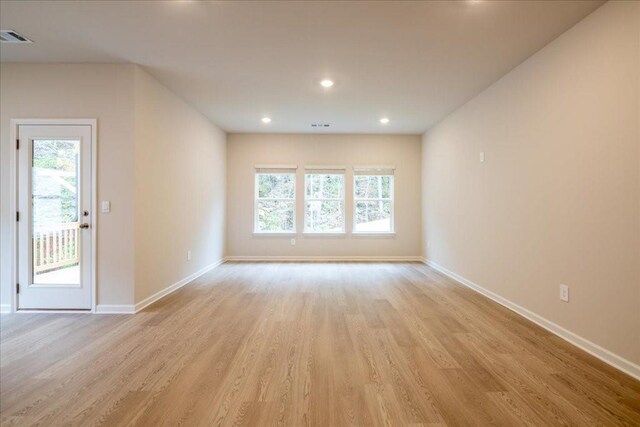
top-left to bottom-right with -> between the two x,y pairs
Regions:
291,238 -> 296,246
560,284 -> 569,302
187,250 -> 192,261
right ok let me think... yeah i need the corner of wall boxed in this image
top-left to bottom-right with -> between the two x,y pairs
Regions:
420,130 -> 429,260
131,68 -> 227,306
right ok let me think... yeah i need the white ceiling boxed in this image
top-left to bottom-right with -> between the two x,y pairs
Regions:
0,0 -> 604,134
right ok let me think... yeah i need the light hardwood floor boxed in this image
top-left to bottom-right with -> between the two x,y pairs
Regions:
1,262 -> 639,426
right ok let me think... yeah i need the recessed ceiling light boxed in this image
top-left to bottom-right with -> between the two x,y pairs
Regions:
320,79 -> 334,88
261,117 -> 272,124
380,118 -> 390,124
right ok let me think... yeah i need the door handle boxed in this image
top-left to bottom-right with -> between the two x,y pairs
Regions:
79,223 -> 90,229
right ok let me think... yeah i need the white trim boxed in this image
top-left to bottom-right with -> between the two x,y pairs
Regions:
225,256 -> 422,262
0,304 -> 12,314
422,258 -> 640,380
353,165 -> 396,171
352,232 -> 396,237
134,258 -> 225,312
254,164 -> 297,170
252,232 -> 297,237
13,309 -> 92,314
304,165 -> 346,170
10,119 -> 97,126
9,123 -> 17,313
90,121 -> 98,312
95,305 -> 136,314
302,232 -> 347,237
9,119 -> 98,313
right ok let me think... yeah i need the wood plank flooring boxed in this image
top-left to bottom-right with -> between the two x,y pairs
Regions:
1,262 -> 639,426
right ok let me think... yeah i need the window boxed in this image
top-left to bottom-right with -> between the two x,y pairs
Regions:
254,166 -> 296,233
304,167 -> 345,233
353,167 -> 395,233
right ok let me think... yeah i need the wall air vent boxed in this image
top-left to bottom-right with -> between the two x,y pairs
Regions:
311,123 -> 331,128
0,30 -> 33,43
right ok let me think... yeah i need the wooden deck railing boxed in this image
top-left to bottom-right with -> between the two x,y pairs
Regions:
33,222 -> 79,274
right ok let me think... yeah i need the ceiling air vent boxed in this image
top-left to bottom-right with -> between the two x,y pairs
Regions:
0,30 -> 33,43
311,123 -> 331,128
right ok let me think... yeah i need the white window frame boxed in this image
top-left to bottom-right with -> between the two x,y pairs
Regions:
254,166 -> 297,235
304,167 -> 346,235
352,167 -> 395,235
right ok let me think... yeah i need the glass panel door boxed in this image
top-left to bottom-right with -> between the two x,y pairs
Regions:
31,139 -> 81,285
17,123 -> 93,310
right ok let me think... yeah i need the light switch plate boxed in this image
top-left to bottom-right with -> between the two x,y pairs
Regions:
101,201 -> 111,213
560,284 -> 569,302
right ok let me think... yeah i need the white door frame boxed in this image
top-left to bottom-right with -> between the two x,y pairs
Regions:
9,119 -> 98,313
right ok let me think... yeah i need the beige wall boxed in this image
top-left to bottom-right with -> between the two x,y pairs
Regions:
0,64 -> 137,307
422,0 -> 639,365
227,133 -> 422,258
133,67 -> 226,303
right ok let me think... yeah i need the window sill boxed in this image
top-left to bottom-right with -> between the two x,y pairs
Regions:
351,232 -> 396,237
302,232 -> 346,237
253,232 -> 297,237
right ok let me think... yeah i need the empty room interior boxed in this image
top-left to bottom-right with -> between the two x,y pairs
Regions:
1,0 -> 639,425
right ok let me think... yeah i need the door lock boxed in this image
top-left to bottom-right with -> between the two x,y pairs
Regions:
79,223 -> 90,229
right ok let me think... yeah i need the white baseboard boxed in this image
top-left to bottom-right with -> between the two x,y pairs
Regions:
95,304 -> 136,314
422,258 -> 640,380
0,304 -> 12,314
225,255 -> 423,262
134,258 -> 225,313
